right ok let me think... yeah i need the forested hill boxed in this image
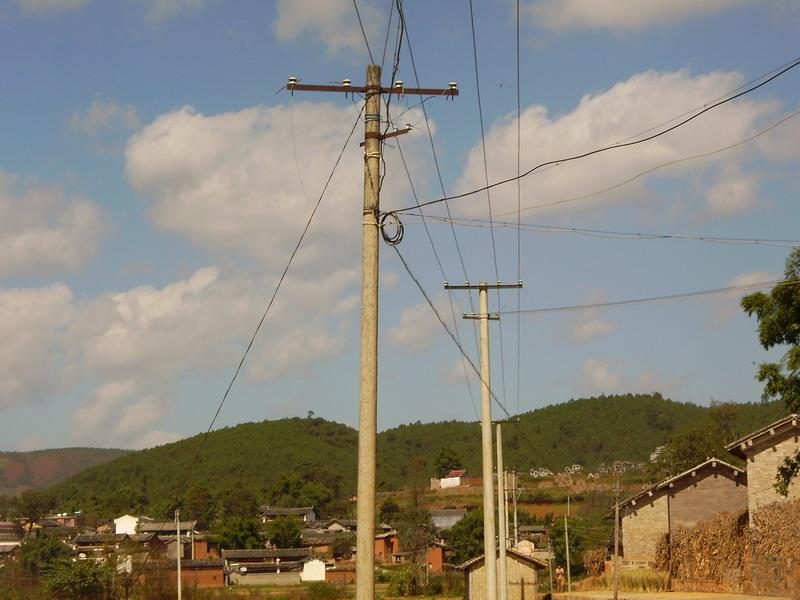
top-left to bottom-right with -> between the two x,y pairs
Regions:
48,394 -> 785,517
0,448 -> 129,496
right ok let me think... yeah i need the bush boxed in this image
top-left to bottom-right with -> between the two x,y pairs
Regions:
387,564 -> 424,597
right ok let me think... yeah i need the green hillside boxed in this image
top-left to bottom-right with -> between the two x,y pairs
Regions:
0,448 -> 130,496
47,394 -> 786,518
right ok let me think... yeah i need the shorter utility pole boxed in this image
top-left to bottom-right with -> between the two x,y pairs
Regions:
496,423 -> 508,600
613,472 -> 620,600
565,489 -> 572,594
176,509 -> 182,600
512,470 -> 520,546
447,280 -> 522,600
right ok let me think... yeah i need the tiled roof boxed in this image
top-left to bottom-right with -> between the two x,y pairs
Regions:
726,413 -> 800,459
258,506 -> 314,516
618,457 -> 745,509
222,548 -> 311,560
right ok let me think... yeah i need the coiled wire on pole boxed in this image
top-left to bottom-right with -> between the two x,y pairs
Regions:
380,211 -> 404,245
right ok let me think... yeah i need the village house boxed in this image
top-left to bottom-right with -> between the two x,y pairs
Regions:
372,530 -> 446,572
726,413 -> 800,523
459,548 -> 546,600
222,547 -> 311,585
430,469 -> 468,490
619,458 -> 747,565
114,514 -> 153,535
258,506 -> 316,525
167,558 -> 225,588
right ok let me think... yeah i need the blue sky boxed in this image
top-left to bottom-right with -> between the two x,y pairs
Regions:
1,0 -> 799,451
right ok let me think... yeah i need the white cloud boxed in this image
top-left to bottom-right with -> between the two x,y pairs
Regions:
273,0 -> 380,56
15,0 -> 88,14
70,381 -> 168,445
526,0 -> 751,32
386,295 -> 446,353
580,358 -> 621,392
571,317 -> 617,342
70,99 -> 140,136
0,283 -> 75,406
709,271 -> 781,325
705,167 -> 758,216
126,103 -> 366,272
453,69 -> 774,220
0,172 -> 108,276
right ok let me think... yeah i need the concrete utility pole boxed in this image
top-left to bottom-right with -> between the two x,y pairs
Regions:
613,471 -> 620,600
176,509 -> 182,600
564,512 -> 571,594
289,67 -> 457,600
496,423 -> 508,600
512,470 -> 520,546
447,281 -> 522,600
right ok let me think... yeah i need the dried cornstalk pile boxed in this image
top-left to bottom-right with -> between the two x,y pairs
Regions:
582,547 -> 607,577
655,511 -> 749,581
750,498 -> 800,558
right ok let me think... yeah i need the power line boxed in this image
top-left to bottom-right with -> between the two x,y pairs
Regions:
514,0 -> 522,416
397,0 -> 483,387
393,55 -> 800,213
352,0 -> 375,64
409,216 -> 800,248
129,105 -> 365,590
392,135 -> 479,420
496,106 -> 800,216
396,105 -> 800,221
500,278 -> 800,316
391,243 -> 512,419
468,0 -> 509,410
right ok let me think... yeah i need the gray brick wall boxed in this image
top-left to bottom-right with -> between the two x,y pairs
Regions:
746,431 -> 800,521
622,493 -> 668,564
669,470 -> 747,527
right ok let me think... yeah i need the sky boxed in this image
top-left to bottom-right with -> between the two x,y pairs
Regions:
1,0 -> 799,452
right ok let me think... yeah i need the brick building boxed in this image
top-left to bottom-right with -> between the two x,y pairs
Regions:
726,413 -> 800,523
619,458 -> 747,565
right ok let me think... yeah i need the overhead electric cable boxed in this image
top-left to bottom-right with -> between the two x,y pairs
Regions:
392,243 -> 512,418
501,279 -> 800,316
514,0 -> 522,415
397,106 -> 800,220
410,217 -> 800,248
129,105 -> 365,589
352,0 -> 375,64
397,0 -> 482,367
468,0 -> 509,408
393,136 -> 480,419
393,55 -> 800,213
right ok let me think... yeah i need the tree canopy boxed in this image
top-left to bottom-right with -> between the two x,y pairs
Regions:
742,247 -> 800,494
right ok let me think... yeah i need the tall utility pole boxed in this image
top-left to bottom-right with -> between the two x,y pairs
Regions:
176,509 -> 182,600
613,471 -> 620,600
447,281 -> 522,600
289,67 -> 457,600
496,423 -> 508,600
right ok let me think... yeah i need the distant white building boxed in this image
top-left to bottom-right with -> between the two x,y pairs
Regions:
300,558 -> 326,582
113,514 -> 153,535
